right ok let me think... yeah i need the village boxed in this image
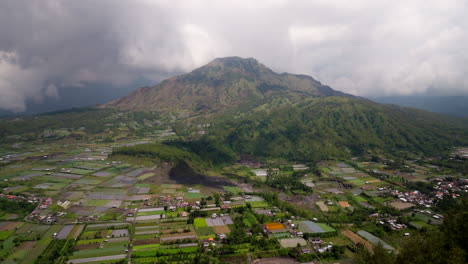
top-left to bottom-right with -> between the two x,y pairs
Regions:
0,139 -> 466,264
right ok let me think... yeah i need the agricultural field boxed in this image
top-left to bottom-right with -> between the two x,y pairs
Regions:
0,136 -> 465,264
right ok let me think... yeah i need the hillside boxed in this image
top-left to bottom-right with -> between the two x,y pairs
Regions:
185,96 -> 468,161
104,57 -> 348,115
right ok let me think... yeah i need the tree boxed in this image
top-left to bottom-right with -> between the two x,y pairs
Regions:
353,243 -> 396,264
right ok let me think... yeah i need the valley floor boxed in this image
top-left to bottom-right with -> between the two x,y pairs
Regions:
0,139 -> 466,264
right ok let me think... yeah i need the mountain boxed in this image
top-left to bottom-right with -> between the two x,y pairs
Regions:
104,57 -> 348,115
371,95 -> 468,117
103,56 -> 468,158
3,57 -> 466,159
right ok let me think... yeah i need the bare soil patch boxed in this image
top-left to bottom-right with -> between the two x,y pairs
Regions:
75,243 -> 100,250
17,241 -> 36,250
389,200 -> 415,210
253,257 -> 299,264
342,230 -> 373,252
213,225 -> 230,234
0,222 -> 21,231
134,238 -> 160,246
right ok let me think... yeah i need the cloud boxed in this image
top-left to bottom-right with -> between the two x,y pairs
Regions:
0,0 -> 467,111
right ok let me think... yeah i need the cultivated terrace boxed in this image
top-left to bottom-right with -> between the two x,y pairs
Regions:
0,120 -> 466,264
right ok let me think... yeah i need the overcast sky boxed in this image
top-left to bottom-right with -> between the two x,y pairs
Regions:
1,0 -> 467,112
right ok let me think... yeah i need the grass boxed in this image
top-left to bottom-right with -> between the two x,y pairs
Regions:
6,248 -> 29,261
317,223 -> 336,233
138,210 -> 165,216
70,168 -> 95,175
248,201 -> 270,208
0,230 -> 15,240
66,191 -> 85,200
372,197 -> 392,204
82,199 -> 112,207
410,221 -> 436,229
77,162 -> 110,170
68,225 -> 84,240
80,230 -> 111,240
132,249 -> 158,257
185,192 -> 204,199
348,179 -> 365,186
414,213 -> 443,225
135,183 -> 152,188
157,247 -> 198,254
193,218 -> 207,228
161,189 -> 176,194
21,225 -> 63,263
273,232 -> 291,238
77,238 -> 106,245
223,186 -> 242,195
134,234 -> 160,240
70,246 -> 127,259
73,177 -> 103,185
353,195 -> 368,203
133,244 -> 161,251
242,212 -> 257,228
195,226 -> 215,237
137,173 -> 155,180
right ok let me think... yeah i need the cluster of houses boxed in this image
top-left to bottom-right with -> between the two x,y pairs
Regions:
0,193 -> 38,203
371,214 -> 408,230
433,178 -> 468,199
413,209 -> 444,220
391,190 -> 433,207
39,197 -> 53,209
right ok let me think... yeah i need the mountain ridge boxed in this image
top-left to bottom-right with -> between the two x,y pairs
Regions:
103,56 -> 350,115
100,56 -> 468,157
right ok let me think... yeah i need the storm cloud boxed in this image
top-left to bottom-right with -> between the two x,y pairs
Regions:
1,0 -> 467,111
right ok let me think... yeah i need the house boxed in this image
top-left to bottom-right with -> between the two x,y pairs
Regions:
221,204 -> 231,209
126,209 -> 136,217
40,197 -> 53,209
310,237 -> 323,244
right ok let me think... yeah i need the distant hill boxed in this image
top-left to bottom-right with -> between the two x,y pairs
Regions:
371,96 -> 468,117
104,57 -> 348,115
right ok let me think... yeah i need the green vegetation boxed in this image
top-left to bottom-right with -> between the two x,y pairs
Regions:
193,218 -> 207,228
354,198 -> 468,264
112,143 -> 193,162
36,239 -> 75,264
0,198 -> 37,218
0,57 -> 467,264
201,97 -> 468,161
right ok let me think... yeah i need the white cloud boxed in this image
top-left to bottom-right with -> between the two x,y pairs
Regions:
0,0 -> 467,111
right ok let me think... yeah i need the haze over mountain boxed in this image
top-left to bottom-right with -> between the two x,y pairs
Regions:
371,95 -> 468,118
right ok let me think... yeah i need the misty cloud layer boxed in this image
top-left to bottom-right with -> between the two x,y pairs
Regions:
1,0 -> 467,112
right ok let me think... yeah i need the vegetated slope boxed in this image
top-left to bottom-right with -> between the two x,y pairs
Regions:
200,97 -> 468,161
106,56 -> 468,160
104,57 -> 348,115
0,108 -> 163,144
